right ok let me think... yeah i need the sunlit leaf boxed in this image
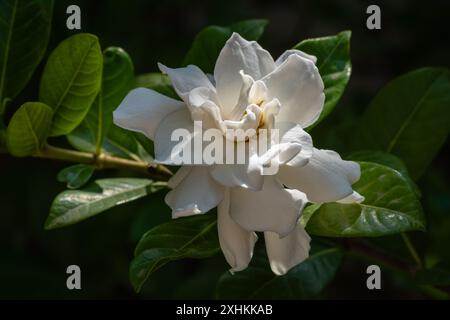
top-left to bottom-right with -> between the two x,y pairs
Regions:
45,178 -> 166,230
85,47 -> 134,151
6,102 -> 52,156
39,33 -> 102,136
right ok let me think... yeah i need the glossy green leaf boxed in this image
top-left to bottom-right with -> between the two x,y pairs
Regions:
57,164 -> 94,189
45,178 -> 166,230
85,47 -> 134,151
358,67 -> 450,180
39,33 -> 102,136
348,150 -> 420,196
67,124 -> 152,162
295,31 -> 351,128
183,19 -> 268,73
0,0 -> 53,112
305,162 -> 426,237
6,102 -> 52,156
130,214 -> 219,292
135,73 -> 178,100
215,243 -> 342,299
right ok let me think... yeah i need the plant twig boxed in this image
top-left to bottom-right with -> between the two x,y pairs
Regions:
34,144 -> 172,181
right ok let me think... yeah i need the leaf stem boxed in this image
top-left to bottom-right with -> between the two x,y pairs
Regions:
34,144 -> 172,180
400,232 -> 423,269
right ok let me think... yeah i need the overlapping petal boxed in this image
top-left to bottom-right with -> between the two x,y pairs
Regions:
229,177 -> 307,237
218,189 -> 258,272
214,33 -> 275,116
165,166 -> 225,218
277,148 -> 361,203
263,54 -> 325,128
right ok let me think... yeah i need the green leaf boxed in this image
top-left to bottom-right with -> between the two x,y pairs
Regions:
183,19 -> 268,73
45,178 -> 166,230
6,102 -> 52,156
215,243 -> 342,299
0,118 -> 6,152
348,150 -> 420,196
294,31 -> 351,128
85,47 -> 134,151
67,124 -> 152,162
0,0 -> 53,112
57,164 -> 94,189
130,214 -> 219,292
358,67 -> 450,180
107,125 -> 153,162
39,33 -> 103,136
135,73 -> 178,100
305,162 -> 426,237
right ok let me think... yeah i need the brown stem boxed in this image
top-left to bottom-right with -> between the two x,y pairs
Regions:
34,144 -> 172,181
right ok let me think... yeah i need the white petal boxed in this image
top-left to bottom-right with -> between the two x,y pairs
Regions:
230,176 -> 307,237
113,88 -> 184,140
210,141 -> 264,190
263,54 -> 324,128
188,87 -> 225,130
276,121 -> 313,167
264,225 -> 311,275
227,71 -> 254,121
214,33 -> 275,116
275,49 -> 318,65
210,163 -> 263,191
153,108 -> 195,165
277,148 -> 361,203
167,166 -> 192,189
165,166 -> 224,218
218,188 -> 258,272
337,191 -> 365,204
158,63 -> 215,101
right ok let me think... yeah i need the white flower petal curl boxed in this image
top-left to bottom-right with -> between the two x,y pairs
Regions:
113,88 -> 184,140
337,191 -> 365,204
158,63 -> 215,101
275,49 -> 318,65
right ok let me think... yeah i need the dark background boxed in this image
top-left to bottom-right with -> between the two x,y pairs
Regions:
1,0 -> 449,299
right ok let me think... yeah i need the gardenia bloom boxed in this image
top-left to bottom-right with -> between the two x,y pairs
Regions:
113,33 -> 363,275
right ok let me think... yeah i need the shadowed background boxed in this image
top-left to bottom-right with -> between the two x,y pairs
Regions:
1,0 -> 449,299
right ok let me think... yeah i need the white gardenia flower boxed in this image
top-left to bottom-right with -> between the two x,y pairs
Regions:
113,33 -> 364,275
